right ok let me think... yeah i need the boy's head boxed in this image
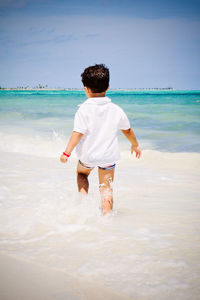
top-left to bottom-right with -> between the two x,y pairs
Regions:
81,64 -> 109,93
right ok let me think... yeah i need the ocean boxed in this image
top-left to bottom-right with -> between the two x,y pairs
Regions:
0,90 -> 200,299
0,90 -> 200,154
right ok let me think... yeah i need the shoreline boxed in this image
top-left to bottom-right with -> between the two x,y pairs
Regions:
0,252 -> 132,300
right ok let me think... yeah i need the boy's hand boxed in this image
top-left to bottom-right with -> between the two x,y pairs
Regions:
131,145 -> 142,159
60,154 -> 69,163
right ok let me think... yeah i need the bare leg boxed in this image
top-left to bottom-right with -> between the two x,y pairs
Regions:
98,168 -> 115,215
77,161 -> 93,195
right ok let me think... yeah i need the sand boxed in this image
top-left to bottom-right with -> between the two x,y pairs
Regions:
0,252 -> 132,300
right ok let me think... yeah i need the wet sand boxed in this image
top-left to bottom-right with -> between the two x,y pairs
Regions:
0,252 -> 132,300
0,150 -> 200,300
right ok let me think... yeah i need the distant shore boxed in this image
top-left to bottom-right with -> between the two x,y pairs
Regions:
1,88 -> 199,92
0,87 -> 174,91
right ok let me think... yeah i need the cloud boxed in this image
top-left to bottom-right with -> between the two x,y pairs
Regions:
1,15 -> 199,53
0,14 -> 200,88
0,0 -> 29,8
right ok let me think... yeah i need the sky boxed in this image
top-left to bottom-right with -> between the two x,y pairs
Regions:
0,0 -> 200,89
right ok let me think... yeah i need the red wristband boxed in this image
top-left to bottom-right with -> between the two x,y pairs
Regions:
63,152 -> 71,157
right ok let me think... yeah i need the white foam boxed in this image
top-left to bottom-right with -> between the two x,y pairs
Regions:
0,131 -> 70,158
0,150 -> 200,299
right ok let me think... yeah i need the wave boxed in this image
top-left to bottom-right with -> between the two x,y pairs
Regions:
0,90 -> 85,96
0,130 -> 200,163
0,131 -> 66,158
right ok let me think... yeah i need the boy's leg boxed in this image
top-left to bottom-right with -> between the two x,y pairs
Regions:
77,161 -> 93,194
98,168 -> 115,215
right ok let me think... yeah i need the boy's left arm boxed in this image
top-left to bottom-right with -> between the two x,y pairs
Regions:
60,131 -> 83,163
121,128 -> 142,159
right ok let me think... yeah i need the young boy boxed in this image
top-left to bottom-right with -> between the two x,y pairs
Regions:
60,64 -> 141,215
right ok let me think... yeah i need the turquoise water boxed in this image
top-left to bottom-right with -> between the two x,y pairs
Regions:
0,90 -> 200,152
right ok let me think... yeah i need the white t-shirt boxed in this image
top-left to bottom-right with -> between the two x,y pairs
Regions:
73,96 -> 130,167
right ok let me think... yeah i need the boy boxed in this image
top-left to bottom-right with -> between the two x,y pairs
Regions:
60,64 -> 141,215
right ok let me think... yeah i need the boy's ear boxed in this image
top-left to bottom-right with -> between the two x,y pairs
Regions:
84,86 -> 90,93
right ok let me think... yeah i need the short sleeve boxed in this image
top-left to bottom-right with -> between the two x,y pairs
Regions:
73,108 -> 87,134
118,108 -> 131,130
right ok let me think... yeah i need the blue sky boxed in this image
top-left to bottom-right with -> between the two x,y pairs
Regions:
0,0 -> 200,89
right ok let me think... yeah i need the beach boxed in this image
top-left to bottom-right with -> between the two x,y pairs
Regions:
0,251 -> 130,300
0,90 -> 200,299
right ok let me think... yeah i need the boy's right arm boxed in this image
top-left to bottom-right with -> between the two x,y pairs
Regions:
60,131 -> 83,163
121,128 -> 142,159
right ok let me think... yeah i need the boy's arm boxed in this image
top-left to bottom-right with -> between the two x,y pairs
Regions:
60,131 -> 83,163
121,128 -> 142,158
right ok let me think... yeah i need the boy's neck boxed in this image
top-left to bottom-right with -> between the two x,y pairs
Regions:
84,86 -> 107,98
88,92 -> 106,98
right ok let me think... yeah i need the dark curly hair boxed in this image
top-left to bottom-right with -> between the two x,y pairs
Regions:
81,64 -> 109,93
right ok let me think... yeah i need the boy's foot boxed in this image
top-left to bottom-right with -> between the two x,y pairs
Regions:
101,195 -> 113,215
